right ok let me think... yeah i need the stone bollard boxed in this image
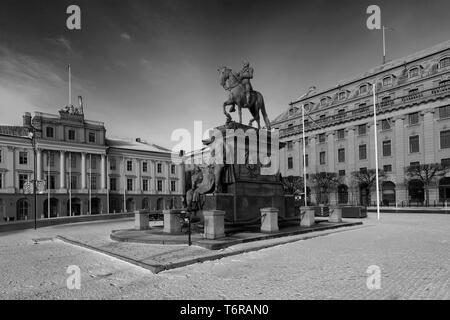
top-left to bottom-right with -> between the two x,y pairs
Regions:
163,209 -> 182,234
329,206 -> 343,223
300,208 -> 315,227
260,207 -> 279,233
134,210 -> 150,230
203,210 -> 225,240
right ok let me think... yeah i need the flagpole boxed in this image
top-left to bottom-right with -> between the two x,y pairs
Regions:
106,155 -> 110,214
382,26 -> 386,65
68,64 -> 72,106
47,151 -> 50,218
372,83 -> 380,220
123,156 -> 126,213
69,152 -> 72,217
89,154 -> 92,215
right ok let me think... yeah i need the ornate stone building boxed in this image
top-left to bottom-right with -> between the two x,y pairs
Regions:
0,106 -> 183,223
272,40 -> 450,206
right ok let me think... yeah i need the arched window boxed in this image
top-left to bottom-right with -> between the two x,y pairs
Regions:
338,185 -> 349,204
17,199 -> 29,221
439,57 -> 450,69
383,76 -> 392,87
359,84 -> 368,95
320,97 -> 328,107
382,182 -> 396,206
0,199 -> 5,222
409,67 -> 420,78
409,180 -> 424,204
338,91 -> 347,101
142,198 -> 149,210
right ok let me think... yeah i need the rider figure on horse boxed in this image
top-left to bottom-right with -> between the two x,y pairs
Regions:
230,61 -> 254,112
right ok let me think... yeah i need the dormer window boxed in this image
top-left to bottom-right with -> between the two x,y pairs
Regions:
409,67 -> 420,78
439,57 -> 450,69
338,91 -> 347,101
383,76 -> 393,87
359,84 -> 368,95
320,97 -> 329,107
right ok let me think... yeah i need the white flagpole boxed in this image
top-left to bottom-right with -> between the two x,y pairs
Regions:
373,83 -> 381,220
89,154 -> 92,215
47,151 -> 50,218
123,156 -> 126,212
106,155 -> 110,214
69,152 -> 72,217
68,64 -> 72,106
302,105 -> 308,208
382,26 -> 386,64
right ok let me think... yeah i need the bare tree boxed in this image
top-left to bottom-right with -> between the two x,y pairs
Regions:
310,172 -> 341,205
405,163 -> 448,204
281,175 -> 303,195
351,169 -> 386,206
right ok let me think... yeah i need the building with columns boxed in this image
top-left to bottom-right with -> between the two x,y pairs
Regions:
272,40 -> 450,206
0,107 -> 183,223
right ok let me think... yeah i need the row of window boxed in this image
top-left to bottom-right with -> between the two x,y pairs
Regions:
110,178 -> 177,193
285,104 -> 450,148
110,159 -> 176,174
286,130 -> 450,169
11,173 -> 177,193
45,127 -> 97,143
313,58 -> 450,107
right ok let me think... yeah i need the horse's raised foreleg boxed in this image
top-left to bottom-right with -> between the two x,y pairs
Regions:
223,100 -> 233,122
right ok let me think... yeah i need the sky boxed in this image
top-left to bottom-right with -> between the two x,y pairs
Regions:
1,0 -> 450,149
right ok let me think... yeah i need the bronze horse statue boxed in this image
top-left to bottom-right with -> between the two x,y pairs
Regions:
218,67 -> 271,130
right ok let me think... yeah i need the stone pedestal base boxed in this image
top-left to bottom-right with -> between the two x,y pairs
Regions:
163,209 -> 182,234
329,207 -> 342,223
135,210 -> 149,230
260,207 -> 279,232
203,210 -> 225,240
301,208 -> 315,227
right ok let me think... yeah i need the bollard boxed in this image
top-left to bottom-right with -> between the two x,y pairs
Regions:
163,209 -> 182,234
260,207 -> 279,233
329,206 -> 342,223
203,210 -> 225,240
300,208 -> 315,227
134,210 -> 150,230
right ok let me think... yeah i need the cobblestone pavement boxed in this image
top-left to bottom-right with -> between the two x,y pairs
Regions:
0,213 -> 448,299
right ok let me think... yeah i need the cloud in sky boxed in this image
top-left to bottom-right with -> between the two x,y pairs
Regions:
120,32 -> 132,41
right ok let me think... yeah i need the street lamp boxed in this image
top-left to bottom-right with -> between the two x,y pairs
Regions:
27,125 -> 42,230
292,86 -> 316,208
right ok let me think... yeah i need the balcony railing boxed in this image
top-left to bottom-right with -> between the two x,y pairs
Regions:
280,83 -> 450,138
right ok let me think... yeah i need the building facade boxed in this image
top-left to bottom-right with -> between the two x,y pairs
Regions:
272,40 -> 450,206
0,107 -> 183,223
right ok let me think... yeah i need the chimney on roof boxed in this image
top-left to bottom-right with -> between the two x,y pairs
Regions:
23,112 -> 31,127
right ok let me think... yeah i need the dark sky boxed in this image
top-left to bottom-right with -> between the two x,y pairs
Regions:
1,0 -> 450,148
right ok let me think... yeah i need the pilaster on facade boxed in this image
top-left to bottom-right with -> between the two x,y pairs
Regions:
327,133 -> 335,173
309,136 -> 317,174
81,152 -> 87,189
59,150 -> 66,190
423,110 -> 436,164
347,128 -> 356,174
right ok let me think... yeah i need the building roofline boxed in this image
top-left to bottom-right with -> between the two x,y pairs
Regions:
288,39 -> 450,107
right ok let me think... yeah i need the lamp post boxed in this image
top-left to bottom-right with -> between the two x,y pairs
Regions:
293,86 -> 316,208
372,82 -> 381,220
27,125 -> 42,230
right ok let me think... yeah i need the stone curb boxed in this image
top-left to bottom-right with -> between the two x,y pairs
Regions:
57,222 -> 365,274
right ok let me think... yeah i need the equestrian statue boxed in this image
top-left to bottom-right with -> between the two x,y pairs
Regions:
218,62 -> 271,130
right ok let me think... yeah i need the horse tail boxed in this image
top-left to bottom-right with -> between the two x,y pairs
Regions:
258,92 -> 271,130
